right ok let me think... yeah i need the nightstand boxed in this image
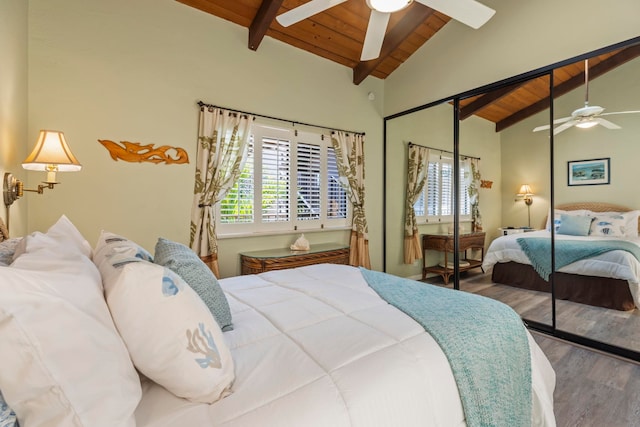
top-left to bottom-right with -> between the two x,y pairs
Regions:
421,232 -> 485,285
498,227 -> 538,236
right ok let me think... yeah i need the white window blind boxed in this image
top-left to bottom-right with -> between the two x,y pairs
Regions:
296,143 -> 321,220
415,154 -> 471,223
261,137 -> 291,223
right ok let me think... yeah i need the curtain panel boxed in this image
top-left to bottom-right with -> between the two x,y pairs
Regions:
404,145 -> 430,264
190,106 -> 254,277
330,132 -> 371,268
469,158 -> 483,231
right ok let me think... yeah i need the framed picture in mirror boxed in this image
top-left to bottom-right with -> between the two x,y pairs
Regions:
567,158 -> 610,186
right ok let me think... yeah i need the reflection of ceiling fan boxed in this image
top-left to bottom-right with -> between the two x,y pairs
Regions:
276,0 -> 495,61
534,59 -> 640,135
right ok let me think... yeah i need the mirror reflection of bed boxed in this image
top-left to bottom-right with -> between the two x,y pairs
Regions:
479,202 -> 640,351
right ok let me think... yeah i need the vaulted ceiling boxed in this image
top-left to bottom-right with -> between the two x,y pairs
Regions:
176,1 -> 640,131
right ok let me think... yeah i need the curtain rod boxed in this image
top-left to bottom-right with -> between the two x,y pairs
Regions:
408,142 -> 480,160
197,101 -> 365,136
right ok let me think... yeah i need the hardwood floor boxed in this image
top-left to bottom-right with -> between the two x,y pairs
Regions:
423,271 -> 640,426
532,332 -> 640,427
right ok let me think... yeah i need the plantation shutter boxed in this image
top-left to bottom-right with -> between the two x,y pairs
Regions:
296,142 -> 321,220
261,137 -> 290,223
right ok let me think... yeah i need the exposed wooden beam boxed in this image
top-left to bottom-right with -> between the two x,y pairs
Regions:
249,0 -> 284,51
496,44 -> 640,132
353,4 -> 434,85
459,82 -> 524,120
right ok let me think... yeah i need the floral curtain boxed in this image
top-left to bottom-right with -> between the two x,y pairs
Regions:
404,145 -> 430,264
330,131 -> 371,268
468,158 -> 483,231
190,106 -> 254,277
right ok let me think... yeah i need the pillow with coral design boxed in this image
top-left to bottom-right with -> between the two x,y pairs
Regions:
94,232 -> 234,404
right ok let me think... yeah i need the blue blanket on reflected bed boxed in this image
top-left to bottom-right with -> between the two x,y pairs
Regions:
517,237 -> 640,281
359,268 -> 531,427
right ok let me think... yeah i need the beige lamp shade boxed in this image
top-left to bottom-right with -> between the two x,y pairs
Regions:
517,184 -> 533,196
22,130 -> 81,182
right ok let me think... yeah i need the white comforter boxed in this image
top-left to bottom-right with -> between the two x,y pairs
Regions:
483,230 -> 640,306
134,264 -> 556,426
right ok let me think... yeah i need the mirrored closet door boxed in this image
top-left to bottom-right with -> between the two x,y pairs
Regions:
552,45 -> 640,356
383,35 -> 640,361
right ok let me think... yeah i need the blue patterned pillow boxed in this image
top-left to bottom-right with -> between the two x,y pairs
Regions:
154,238 -> 233,331
0,391 -> 18,427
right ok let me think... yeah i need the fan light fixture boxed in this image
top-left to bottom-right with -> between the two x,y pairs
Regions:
575,119 -> 598,129
367,0 -> 412,13
4,130 -> 82,208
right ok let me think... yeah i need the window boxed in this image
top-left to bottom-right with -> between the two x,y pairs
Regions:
414,154 -> 471,223
217,122 -> 349,234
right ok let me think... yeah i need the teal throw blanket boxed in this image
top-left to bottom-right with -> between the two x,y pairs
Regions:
517,237 -> 640,281
360,268 -> 531,427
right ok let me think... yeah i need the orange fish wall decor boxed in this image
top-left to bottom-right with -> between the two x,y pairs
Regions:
98,140 -> 189,164
480,180 -> 493,189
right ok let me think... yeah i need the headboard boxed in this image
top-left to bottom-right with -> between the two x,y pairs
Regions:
0,217 -> 8,242
542,202 -> 638,229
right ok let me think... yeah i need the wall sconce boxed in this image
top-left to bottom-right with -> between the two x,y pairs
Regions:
515,184 -> 534,227
3,130 -> 82,208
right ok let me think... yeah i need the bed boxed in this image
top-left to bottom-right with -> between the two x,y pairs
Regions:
0,215 -> 556,427
483,202 -> 640,311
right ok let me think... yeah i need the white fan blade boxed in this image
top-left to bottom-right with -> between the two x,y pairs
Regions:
361,10 -> 390,61
415,0 -> 495,29
595,118 -> 621,130
600,110 -> 640,116
553,120 -> 577,135
276,0 -> 347,27
533,116 -> 572,132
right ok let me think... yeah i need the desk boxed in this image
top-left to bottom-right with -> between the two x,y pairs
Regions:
422,232 -> 485,285
240,243 -> 349,275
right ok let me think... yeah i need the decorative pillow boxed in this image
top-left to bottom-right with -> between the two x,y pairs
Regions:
557,214 -> 593,236
546,209 -> 588,232
94,234 -> 234,404
154,237 -> 233,331
589,213 -> 627,237
0,218 -> 141,426
0,391 -> 17,427
0,238 -> 20,267
586,210 -> 639,237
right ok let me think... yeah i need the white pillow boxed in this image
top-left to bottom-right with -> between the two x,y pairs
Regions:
0,218 -> 141,426
94,234 -> 234,403
11,215 -> 92,262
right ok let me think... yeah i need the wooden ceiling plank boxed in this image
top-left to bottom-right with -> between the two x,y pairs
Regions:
249,0 -> 285,50
353,4 -> 435,85
459,82 -> 524,120
496,46 -> 640,131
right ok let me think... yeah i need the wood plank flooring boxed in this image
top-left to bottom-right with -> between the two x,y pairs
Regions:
532,332 -> 640,427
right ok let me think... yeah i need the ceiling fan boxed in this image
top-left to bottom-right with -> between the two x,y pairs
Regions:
533,59 -> 640,135
275,0 -> 496,61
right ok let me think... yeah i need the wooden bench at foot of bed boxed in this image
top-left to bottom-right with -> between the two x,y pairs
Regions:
492,261 -> 635,311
